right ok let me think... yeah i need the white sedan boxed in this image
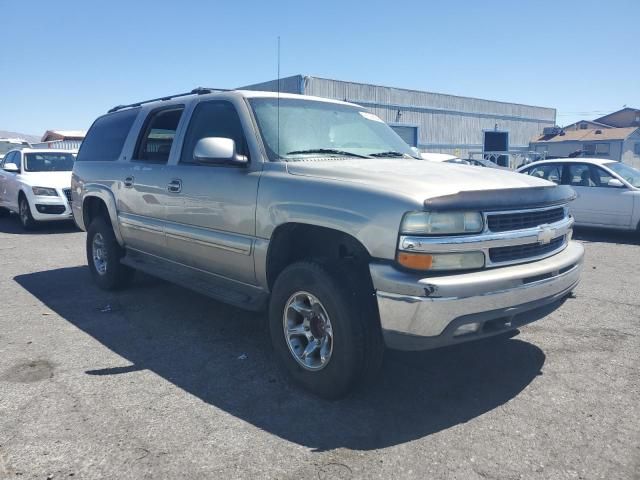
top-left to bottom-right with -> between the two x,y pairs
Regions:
0,148 -> 75,230
518,158 -> 640,231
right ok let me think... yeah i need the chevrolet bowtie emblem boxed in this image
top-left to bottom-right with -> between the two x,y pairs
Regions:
537,226 -> 554,245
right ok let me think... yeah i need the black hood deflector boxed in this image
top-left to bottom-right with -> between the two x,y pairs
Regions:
424,185 -> 576,211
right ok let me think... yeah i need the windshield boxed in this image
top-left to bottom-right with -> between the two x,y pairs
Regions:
24,152 -> 75,172
249,98 -> 418,161
607,162 -> 640,188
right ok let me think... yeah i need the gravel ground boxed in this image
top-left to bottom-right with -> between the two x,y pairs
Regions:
0,215 -> 638,480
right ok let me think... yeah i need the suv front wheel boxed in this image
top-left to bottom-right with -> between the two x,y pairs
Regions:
86,217 -> 134,290
269,261 -> 384,399
19,196 -> 38,230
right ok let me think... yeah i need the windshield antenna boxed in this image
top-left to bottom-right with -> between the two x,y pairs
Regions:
277,36 -> 281,159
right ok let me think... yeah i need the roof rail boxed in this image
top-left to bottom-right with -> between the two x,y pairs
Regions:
107,87 -> 232,113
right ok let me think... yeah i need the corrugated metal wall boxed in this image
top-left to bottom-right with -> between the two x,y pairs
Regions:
240,75 -> 556,158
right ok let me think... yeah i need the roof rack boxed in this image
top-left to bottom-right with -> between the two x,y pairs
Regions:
107,87 -> 232,113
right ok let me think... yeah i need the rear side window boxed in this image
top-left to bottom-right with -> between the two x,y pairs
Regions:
134,107 -> 184,163
77,108 -> 139,162
524,164 -> 562,184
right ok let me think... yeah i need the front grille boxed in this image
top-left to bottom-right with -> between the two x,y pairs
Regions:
63,188 -> 72,203
487,207 -> 565,232
489,236 -> 565,263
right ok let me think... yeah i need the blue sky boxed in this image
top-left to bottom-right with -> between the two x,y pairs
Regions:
1,0 -> 638,136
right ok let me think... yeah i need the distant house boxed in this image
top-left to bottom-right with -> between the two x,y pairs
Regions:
563,107 -> 640,131
530,127 -> 640,168
562,120 -> 612,131
32,130 -> 86,150
593,107 -> 640,128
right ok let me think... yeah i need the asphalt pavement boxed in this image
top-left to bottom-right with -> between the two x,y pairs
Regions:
0,215 -> 638,479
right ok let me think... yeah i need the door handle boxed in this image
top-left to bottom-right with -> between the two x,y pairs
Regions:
124,176 -> 135,188
167,179 -> 182,193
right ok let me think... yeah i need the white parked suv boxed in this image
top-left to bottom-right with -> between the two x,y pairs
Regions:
0,148 -> 75,229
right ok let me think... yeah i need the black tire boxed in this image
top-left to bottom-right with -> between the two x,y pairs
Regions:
18,195 -> 38,230
268,260 -> 384,399
86,216 -> 134,290
0,206 -> 9,217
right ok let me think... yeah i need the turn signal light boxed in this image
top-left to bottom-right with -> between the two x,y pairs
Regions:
397,252 -> 433,270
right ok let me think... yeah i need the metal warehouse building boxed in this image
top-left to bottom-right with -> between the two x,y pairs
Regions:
241,75 -> 556,165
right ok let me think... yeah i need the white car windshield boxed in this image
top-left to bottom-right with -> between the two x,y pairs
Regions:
24,152 -> 75,172
249,98 -> 418,161
607,162 -> 640,188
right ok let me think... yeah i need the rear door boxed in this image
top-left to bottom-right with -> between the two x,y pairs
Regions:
162,99 -> 260,285
117,106 -> 185,256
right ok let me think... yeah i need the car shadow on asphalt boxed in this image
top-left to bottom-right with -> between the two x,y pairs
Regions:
0,215 -> 79,235
15,266 -> 546,451
573,226 -> 639,246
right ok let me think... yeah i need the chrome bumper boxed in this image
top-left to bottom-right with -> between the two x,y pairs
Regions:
370,241 -> 584,351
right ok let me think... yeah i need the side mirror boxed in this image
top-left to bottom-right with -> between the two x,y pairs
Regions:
193,137 -> 248,166
607,178 -> 625,188
3,163 -> 19,173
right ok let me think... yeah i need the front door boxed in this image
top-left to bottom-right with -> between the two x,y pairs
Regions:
1,151 -> 22,211
563,162 -> 634,227
162,100 -> 260,285
0,152 -> 15,208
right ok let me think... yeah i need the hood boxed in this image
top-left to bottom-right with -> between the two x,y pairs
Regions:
286,158 -> 552,201
20,171 -> 73,190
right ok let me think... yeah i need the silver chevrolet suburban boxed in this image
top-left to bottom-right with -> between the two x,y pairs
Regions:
72,88 -> 584,398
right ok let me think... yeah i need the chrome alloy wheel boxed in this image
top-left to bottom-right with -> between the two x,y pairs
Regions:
92,233 -> 108,275
283,291 -> 334,371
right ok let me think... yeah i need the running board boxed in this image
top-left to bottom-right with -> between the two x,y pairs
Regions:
121,249 -> 268,312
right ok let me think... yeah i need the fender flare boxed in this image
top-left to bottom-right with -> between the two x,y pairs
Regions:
82,184 -> 124,246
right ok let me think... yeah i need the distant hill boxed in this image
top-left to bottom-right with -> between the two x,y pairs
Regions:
0,130 -> 40,143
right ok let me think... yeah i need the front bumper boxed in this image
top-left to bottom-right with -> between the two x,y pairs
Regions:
370,241 -> 584,350
29,190 -> 73,222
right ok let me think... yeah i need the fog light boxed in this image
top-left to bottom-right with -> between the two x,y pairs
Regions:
453,322 -> 481,337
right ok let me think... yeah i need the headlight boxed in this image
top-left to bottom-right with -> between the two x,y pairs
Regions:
401,211 -> 483,235
32,186 -> 59,196
397,251 -> 485,271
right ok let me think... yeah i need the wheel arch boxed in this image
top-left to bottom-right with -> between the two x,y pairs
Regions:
264,222 -> 373,292
81,186 -> 123,245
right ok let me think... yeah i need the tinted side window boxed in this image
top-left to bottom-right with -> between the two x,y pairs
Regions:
8,152 -> 22,170
590,166 -> 616,187
180,101 -> 247,164
525,164 -> 562,184
134,107 -> 184,163
567,163 -> 595,187
1,152 -> 13,167
77,108 -> 139,162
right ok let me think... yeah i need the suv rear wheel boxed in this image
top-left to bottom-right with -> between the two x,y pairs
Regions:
268,260 -> 384,399
86,217 -> 134,290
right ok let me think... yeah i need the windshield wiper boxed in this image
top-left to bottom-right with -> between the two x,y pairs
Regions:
285,148 -> 370,159
368,151 -> 412,158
